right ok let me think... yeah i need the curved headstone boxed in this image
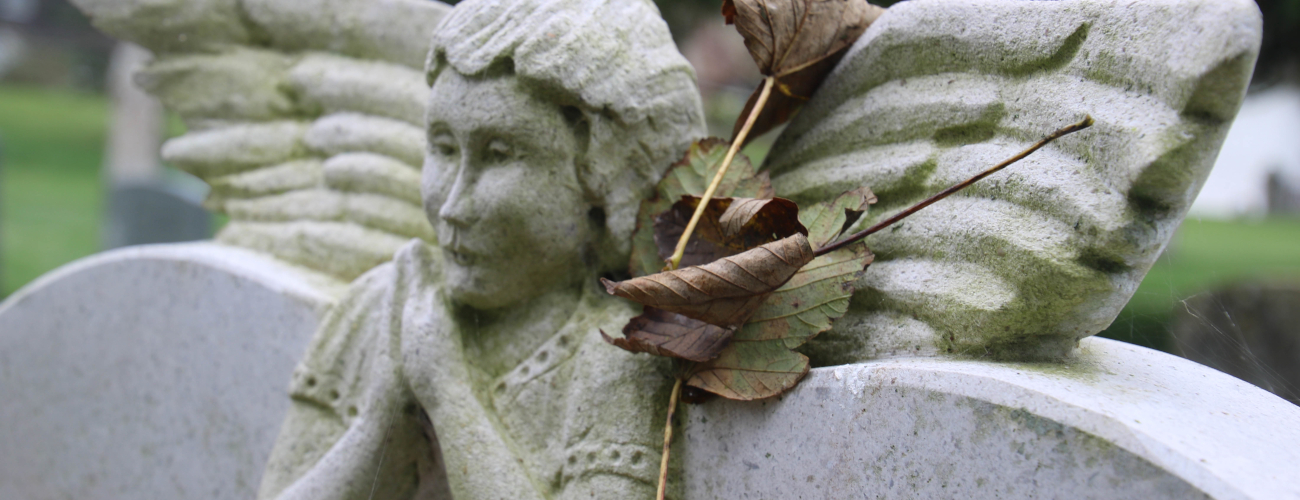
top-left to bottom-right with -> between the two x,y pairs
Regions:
0,242 -> 337,499
683,337 -> 1300,499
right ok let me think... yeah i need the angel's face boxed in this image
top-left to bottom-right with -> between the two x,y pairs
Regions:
422,70 -> 592,310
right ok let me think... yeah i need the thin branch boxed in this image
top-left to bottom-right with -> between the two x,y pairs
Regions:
815,115 -> 1095,257
667,76 -> 776,270
656,377 -> 684,500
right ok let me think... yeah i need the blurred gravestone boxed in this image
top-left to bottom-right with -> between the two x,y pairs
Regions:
103,42 -> 210,249
1172,282 -> 1300,405
0,0 -> 34,79
1266,170 -> 1300,215
1,135 -> 5,296
104,179 -> 210,248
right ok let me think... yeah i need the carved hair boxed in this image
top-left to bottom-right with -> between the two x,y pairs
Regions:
426,0 -> 706,264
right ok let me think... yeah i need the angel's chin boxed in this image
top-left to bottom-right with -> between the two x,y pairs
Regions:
442,268 -> 515,311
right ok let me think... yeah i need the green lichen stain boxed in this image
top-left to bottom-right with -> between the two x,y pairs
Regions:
1076,246 -> 1131,274
932,104 -> 1006,148
1001,22 -> 1091,78
1003,355 -> 1105,384
1007,407 -> 1067,438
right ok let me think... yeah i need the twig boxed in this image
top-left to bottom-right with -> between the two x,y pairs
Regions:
667,76 -> 776,270
814,115 -> 1095,257
656,377 -> 684,500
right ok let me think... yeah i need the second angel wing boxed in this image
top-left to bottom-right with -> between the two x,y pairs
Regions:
764,0 -> 1261,361
71,0 -> 450,286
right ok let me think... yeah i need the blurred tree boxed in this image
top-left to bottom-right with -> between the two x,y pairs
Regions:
0,0 -> 112,89
1255,0 -> 1300,86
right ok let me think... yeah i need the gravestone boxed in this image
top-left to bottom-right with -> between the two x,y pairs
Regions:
0,135 -> 5,296
101,41 -> 213,249
0,243 -> 336,499
2,0 -> 1296,498
104,179 -> 213,248
1266,171 -> 1300,215
684,337 -> 1300,499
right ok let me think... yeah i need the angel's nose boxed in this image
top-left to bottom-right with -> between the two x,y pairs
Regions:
438,162 -> 477,227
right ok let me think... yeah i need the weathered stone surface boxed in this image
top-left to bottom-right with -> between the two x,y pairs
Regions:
0,243 -> 338,500
304,113 -> 425,167
68,0 -> 250,53
772,0 -> 1263,361
243,0 -> 449,69
320,152 -> 422,204
683,337 -> 1300,499
208,159 -> 324,201
68,0 -> 446,65
223,190 -> 434,241
217,221 -> 413,282
162,121 -> 310,177
288,54 -> 428,126
1172,281 -> 1300,405
69,1 -> 446,285
136,48 -> 296,122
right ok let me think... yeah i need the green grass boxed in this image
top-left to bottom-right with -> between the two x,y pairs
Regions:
0,85 -> 108,296
1099,217 -> 1300,351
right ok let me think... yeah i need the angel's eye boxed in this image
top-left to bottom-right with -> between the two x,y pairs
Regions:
431,137 -> 457,158
486,139 -> 513,163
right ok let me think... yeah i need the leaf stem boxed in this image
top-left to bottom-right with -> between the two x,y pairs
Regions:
657,377 -> 684,500
667,76 -> 776,270
815,115 -> 1095,257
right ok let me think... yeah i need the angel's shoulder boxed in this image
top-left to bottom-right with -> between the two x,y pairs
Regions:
392,239 -> 444,292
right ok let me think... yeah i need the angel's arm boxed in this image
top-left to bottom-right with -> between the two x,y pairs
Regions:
417,376 -> 552,499
258,256 -> 441,500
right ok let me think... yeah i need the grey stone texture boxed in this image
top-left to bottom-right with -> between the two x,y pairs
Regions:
774,0 -> 1263,361
682,337 -> 1300,499
70,0 -> 450,285
0,243 -> 339,499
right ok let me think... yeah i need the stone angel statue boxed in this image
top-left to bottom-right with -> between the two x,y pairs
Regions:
66,0 -> 1258,497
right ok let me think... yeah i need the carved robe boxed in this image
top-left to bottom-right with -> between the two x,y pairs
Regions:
261,241 -> 673,499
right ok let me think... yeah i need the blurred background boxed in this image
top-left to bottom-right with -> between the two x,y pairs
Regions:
0,0 -> 1298,401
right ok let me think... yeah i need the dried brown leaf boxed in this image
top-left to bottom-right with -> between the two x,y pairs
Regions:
630,139 -> 770,278
600,307 -> 734,362
724,0 -> 887,141
685,241 -> 872,400
654,196 -> 805,268
725,0 -> 884,77
602,233 -> 815,329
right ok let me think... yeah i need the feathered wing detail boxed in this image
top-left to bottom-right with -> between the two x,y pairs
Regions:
70,0 -> 450,284
764,0 -> 1261,361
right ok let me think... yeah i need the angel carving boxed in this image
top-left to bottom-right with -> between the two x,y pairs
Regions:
67,0 -> 1257,497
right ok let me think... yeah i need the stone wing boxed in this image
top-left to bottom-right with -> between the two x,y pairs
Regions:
763,0 -> 1261,360
70,0 -> 448,284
